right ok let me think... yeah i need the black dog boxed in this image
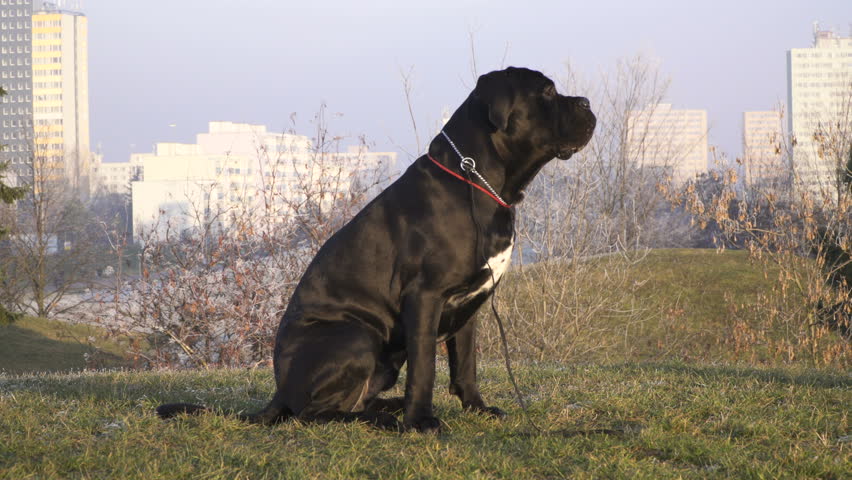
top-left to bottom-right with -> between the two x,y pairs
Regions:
158,67 -> 596,433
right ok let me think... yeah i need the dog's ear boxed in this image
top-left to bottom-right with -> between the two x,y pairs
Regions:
473,71 -> 513,132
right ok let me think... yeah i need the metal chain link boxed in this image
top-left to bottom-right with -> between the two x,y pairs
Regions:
440,131 -> 508,207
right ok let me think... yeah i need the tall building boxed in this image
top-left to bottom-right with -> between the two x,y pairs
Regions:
742,110 -> 784,188
786,24 -> 852,194
0,0 -> 90,195
0,0 -> 35,184
626,103 -> 708,183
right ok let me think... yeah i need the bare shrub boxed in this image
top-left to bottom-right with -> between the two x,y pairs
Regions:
91,107 -> 394,368
669,94 -> 851,367
562,55 -> 706,250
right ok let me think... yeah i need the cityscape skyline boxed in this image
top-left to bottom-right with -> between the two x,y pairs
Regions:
74,0 -> 848,168
2,1 -> 850,178
626,103 -> 708,184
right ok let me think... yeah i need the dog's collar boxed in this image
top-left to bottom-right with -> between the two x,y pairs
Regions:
429,131 -> 510,208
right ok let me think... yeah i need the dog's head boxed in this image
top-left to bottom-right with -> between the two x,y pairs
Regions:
471,67 -> 596,161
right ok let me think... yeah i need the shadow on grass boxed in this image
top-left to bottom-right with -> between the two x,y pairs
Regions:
3,360 -> 848,431
602,361 -> 851,389
510,422 -> 644,439
0,324 -> 128,375
0,368 -> 274,418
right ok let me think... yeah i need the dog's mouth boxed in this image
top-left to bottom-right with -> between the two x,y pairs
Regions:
555,145 -> 580,160
555,122 -> 596,160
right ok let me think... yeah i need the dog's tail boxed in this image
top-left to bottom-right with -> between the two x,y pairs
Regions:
156,402 -> 213,418
156,392 -> 291,425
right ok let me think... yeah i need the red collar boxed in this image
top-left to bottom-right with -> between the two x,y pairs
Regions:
427,155 -> 511,208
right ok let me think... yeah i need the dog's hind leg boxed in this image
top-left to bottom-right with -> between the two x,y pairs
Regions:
241,390 -> 293,424
301,410 -> 402,431
363,351 -> 406,414
275,320 -> 391,426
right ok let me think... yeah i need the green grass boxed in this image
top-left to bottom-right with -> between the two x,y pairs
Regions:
4,249 -> 837,374
615,248 -> 780,362
0,316 -> 136,374
628,248 -> 776,319
0,249 -> 849,477
0,361 -> 849,479
489,248 -> 848,367
619,249 -> 847,366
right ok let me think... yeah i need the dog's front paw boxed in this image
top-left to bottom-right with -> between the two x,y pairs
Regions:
404,415 -> 442,434
370,412 -> 403,432
464,403 -> 507,419
479,405 -> 507,419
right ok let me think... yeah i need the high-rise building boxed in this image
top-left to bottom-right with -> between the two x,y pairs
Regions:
0,0 -> 35,184
626,103 -> 708,183
786,24 -> 852,194
0,0 -> 90,195
742,110 -> 784,188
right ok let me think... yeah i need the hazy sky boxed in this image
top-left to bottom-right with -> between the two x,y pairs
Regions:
85,0 -> 849,165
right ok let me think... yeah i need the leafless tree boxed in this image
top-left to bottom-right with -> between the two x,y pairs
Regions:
559,54 -> 706,249
0,134 -> 101,318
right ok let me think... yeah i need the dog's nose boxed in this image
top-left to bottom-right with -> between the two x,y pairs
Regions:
576,97 -> 591,110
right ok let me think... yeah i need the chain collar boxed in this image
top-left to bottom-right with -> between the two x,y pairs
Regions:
439,131 -> 508,207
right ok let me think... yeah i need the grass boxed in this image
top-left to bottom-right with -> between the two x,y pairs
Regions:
612,248 -> 779,361
0,249 -> 849,478
0,361 -> 849,479
3,249 -> 840,374
489,248 -> 849,367
0,316 -> 136,374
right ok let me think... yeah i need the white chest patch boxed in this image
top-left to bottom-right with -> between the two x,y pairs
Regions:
446,238 -> 514,308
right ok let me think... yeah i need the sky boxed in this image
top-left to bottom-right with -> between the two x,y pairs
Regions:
83,0 -> 850,166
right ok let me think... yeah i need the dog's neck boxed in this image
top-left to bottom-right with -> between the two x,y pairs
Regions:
428,103 -> 552,206
427,122 -> 506,203
495,136 -> 552,205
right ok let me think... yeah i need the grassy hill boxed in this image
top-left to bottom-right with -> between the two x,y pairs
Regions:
3,249 -> 847,374
0,249 -> 848,478
484,248 -> 848,368
0,362 -> 848,479
0,316 -> 136,374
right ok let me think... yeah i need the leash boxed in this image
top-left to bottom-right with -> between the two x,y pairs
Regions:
438,131 -> 543,434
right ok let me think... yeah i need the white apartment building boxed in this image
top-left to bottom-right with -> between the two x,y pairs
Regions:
786,24 -> 852,194
742,110 -> 784,187
0,0 -> 91,195
131,121 -> 397,242
90,153 -> 142,195
626,103 -> 708,183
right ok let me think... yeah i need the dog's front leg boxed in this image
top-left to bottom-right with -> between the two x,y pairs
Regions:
401,293 -> 443,433
448,318 -> 506,418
